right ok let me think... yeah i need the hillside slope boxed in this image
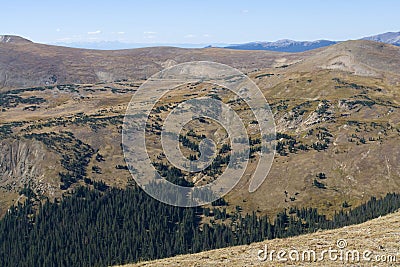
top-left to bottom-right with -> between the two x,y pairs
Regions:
289,40 -> 400,79
118,211 -> 400,267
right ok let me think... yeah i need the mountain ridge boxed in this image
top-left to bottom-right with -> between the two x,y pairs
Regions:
362,31 -> 400,45
225,39 -> 338,52
225,31 -> 400,52
0,40 -> 303,89
1,38 -> 399,90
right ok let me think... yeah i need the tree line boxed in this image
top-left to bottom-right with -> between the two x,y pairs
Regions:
0,184 -> 399,267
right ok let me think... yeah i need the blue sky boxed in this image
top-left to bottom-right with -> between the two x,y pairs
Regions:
2,0 -> 399,44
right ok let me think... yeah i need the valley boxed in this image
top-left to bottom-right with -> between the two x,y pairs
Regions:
0,37 -> 399,266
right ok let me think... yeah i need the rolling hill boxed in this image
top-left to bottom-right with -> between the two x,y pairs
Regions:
0,36 -> 307,89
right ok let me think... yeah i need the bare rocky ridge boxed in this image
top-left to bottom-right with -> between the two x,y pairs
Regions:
0,35 -> 32,44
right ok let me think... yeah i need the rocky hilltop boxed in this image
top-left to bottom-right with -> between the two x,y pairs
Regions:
0,35 -> 32,44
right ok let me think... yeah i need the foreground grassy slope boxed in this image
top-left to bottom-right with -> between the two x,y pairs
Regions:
118,210 -> 400,267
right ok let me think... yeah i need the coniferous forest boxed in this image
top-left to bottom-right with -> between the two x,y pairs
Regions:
0,184 -> 399,267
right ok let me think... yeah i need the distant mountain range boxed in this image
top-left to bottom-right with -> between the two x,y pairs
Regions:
4,31 -> 399,52
224,39 -> 337,52
361,31 -> 400,45
52,41 -> 230,50
224,31 -> 400,52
